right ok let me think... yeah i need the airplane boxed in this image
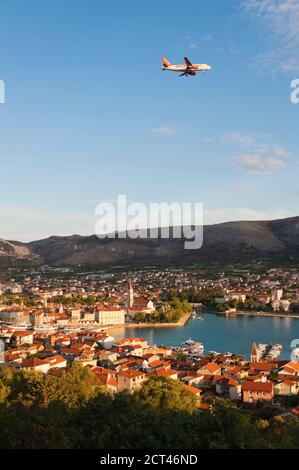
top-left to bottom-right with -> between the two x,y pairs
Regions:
161,56 -> 211,77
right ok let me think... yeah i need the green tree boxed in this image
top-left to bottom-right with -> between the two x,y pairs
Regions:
193,399 -> 253,449
7,363 -> 101,408
137,377 -> 199,414
0,381 -> 10,404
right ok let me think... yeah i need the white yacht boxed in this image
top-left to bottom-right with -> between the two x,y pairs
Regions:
34,324 -> 58,333
9,323 -> 32,331
182,339 -> 204,354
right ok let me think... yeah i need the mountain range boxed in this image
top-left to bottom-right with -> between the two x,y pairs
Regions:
1,216 -> 299,269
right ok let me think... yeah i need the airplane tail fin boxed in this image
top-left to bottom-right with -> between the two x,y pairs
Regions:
162,56 -> 171,68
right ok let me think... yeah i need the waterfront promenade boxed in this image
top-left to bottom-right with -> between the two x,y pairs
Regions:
213,310 -> 299,319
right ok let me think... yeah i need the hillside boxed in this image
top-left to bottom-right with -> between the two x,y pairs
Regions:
0,216 -> 299,268
0,238 -> 41,268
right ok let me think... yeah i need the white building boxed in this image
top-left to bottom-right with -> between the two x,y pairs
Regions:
128,299 -> 155,318
117,370 -> 147,393
99,334 -> 115,350
272,288 -> 283,302
96,308 -> 125,326
280,299 -> 290,312
272,299 -> 290,312
229,293 -> 246,303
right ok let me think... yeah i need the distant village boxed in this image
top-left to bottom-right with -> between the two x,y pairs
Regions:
1,267 -> 299,414
1,266 -> 299,328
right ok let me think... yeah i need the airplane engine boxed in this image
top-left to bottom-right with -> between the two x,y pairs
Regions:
189,71 -> 196,76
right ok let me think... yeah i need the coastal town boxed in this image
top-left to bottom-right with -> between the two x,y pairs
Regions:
1,266 -> 299,324
1,266 -> 299,416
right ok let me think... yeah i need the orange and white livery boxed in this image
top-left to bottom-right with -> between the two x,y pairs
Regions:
161,56 -> 211,77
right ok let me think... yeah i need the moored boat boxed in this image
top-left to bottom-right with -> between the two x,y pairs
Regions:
181,338 -> 204,354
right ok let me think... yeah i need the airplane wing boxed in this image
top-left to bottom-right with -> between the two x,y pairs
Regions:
184,57 -> 193,67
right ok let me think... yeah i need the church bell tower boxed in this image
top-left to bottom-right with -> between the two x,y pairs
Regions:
128,281 -> 134,308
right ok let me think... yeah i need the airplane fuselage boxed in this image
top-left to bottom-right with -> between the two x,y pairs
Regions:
162,64 -> 211,72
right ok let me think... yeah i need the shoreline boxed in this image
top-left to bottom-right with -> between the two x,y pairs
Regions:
101,308 -> 299,336
206,309 -> 299,319
106,311 -> 192,332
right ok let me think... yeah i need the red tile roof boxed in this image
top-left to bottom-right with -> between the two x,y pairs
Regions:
118,370 -> 145,379
13,330 -> 33,337
242,381 -> 273,393
148,368 -> 177,378
184,384 -> 202,395
21,357 -> 46,368
250,362 -> 277,372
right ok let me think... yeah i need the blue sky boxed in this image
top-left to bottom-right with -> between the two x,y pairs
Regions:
0,0 -> 298,241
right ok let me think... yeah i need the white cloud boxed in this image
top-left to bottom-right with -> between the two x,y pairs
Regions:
242,0 -> 299,74
152,125 -> 175,137
222,132 -> 262,146
226,183 -> 252,193
272,143 -> 291,158
189,42 -> 200,50
221,131 -> 292,173
204,207 -> 291,224
232,153 -> 286,172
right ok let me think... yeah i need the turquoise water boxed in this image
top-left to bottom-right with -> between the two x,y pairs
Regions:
119,312 -> 299,360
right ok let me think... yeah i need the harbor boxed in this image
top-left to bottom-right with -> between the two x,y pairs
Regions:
2,308 -> 299,361
116,310 -> 299,360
